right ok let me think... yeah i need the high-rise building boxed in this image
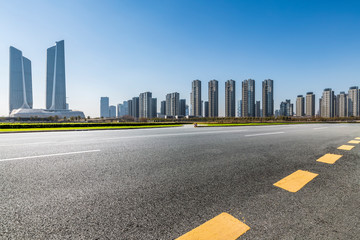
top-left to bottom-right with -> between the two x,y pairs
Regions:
296,95 -> 305,116
100,97 -> 109,118
204,101 -> 209,118
166,92 -> 180,117
242,79 -> 255,117
237,100 -> 242,117
9,47 -> 33,114
262,79 -> 274,117
128,99 -> 133,117
179,99 -> 186,116
321,88 -> 334,118
208,80 -> 218,117
191,80 -> 202,117
305,92 -> 315,117
348,86 -> 358,117
160,100 -> 166,115
280,99 -> 293,116
152,98 -> 157,118
139,92 -> 152,118
255,101 -> 261,117
131,97 -> 139,118
337,92 -> 347,117
225,79 -> 236,117
109,105 -> 116,118
46,40 -> 66,110
117,101 -> 129,117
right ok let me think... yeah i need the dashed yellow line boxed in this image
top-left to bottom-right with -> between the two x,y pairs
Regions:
316,153 -> 343,164
348,140 -> 360,144
355,137 -> 360,140
273,170 -> 318,193
176,212 -> 250,240
337,145 -> 354,150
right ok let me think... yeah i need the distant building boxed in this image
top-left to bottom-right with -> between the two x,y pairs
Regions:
166,92 -> 180,117
296,95 -> 305,116
337,92 -> 347,117
262,79 -> 274,117
117,101 -> 129,117
348,86 -> 358,117
9,46 -> 33,114
152,98 -> 157,118
46,40 -> 66,110
191,80 -> 202,117
139,92 -> 152,118
208,80 -> 219,117
179,99 -> 186,116
237,100 -> 242,117
160,100 -> 166,115
225,79 -> 236,117
321,88 -> 335,118
131,97 -> 139,118
255,101 -> 261,117
100,97 -> 109,118
128,99 -> 133,117
109,105 -> 116,118
204,101 -> 209,118
242,79 -> 255,117
305,92 -> 315,117
280,99 -> 293,116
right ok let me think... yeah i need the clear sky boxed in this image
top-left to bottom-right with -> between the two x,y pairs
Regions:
1,0 -> 360,117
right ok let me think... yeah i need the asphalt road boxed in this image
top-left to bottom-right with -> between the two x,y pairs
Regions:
0,124 -> 359,239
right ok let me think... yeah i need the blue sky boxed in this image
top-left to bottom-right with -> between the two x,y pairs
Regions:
1,0 -> 360,117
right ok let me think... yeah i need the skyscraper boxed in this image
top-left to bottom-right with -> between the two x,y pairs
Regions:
128,99 -> 133,117
242,79 -> 255,117
166,92 -> 180,117
9,47 -> 33,114
208,80 -> 218,117
296,95 -> 305,116
305,92 -> 315,117
132,97 -> 139,118
321,88 -> 334,118
46,40 -> 66,110
152,98 -> 157,118
280,99 -> 293,116
237,100 -> 242,117
100,97 -> 109,118
225,79 -> 236,117
348,86 -> 358,117
204,101 -> 209,118
337,92 -> 347,117
179,99 -> 186,116
139,92 -> 152,118
262,79 -> 274,117
160,100 -> 166,115
255,101 -> 261,117
109,105 -> 116,118
191,80 -> 202,117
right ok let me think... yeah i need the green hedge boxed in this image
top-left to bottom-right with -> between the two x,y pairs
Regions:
0,122 -> 181,129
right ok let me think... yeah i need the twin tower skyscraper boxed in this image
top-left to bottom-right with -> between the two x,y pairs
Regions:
9,40 -> 67,114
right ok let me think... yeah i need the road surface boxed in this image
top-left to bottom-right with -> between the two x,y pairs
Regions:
0,124 -> 359,239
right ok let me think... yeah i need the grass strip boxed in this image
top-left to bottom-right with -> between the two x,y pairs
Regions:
0,125 -> 181,132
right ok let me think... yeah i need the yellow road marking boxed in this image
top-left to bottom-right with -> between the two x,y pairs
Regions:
176,212 -> 250,240
273,170 -> 318,193
316,153 -> 343,164
337,145 -> 354,150
348,140 -> 360,144
355,137 -> 360,140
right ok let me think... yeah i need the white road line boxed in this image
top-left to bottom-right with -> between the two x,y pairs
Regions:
245,132 -> 285,137
313,127 -> 328,130
0,150 -> 101,162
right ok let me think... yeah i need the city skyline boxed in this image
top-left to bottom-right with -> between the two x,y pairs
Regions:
1,1 -> 360,117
